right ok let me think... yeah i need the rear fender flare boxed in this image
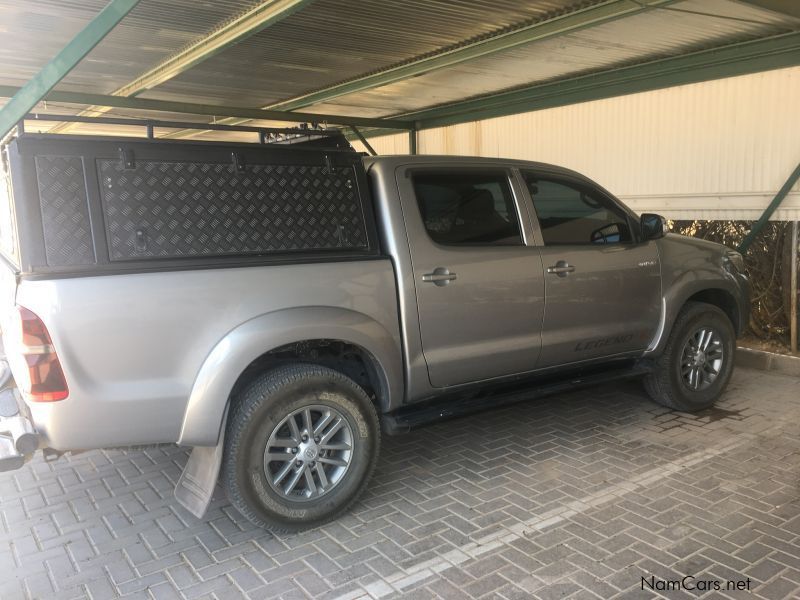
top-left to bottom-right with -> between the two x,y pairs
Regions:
177,307 -> 402,446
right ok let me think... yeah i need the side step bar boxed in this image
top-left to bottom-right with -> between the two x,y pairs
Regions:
0,361 -> 39,472
382,363 -> 651,434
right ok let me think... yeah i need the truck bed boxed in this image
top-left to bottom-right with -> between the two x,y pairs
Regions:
13,259 -> 398,449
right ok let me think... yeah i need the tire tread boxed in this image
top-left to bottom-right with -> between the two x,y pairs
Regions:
644,301 -> 734,411
221,363 -> 379,533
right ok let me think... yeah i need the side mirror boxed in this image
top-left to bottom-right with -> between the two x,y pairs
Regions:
640,213 -> 667,241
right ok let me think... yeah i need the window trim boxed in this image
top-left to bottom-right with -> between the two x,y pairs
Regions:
519,169 -> 640,247
408,166 -> 531,248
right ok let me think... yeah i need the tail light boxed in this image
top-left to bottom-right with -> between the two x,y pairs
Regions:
15,306 -> 69,402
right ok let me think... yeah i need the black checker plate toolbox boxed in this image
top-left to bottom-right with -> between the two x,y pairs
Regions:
98,160 -> 368,260
6,135 -> 380,274
35,156 -> 96,266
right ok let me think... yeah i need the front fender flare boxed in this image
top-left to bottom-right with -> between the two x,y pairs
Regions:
177,306 -> 402,446
647,277 -> 741,356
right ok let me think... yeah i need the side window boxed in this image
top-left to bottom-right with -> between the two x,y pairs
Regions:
524,174 -> 633,245
412,171 -> 522,246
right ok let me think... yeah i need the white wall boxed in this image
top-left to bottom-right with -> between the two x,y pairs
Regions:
358,66 -> 800,220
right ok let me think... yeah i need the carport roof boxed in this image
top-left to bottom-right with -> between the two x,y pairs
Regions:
1,0 -> 799,141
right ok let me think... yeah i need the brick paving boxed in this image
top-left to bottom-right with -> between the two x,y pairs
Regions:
1,367 -> 799,599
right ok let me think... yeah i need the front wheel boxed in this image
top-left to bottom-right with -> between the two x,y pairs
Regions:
644,301 -> 735,411
222,363 -> 380,532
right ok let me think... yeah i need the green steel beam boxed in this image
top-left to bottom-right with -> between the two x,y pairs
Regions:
405,31 -> 800,130
349,126 -> 377,156
266,0 -> 679,112
350,31 -> 800,143
166,0 -> 678,138
738,161 -> 800,254
52,0 -> 314,134
0,86 -> 413,130
0,0 -> 140,140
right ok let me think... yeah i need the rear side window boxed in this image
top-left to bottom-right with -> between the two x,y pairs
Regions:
524,174 -> 632,245
412,171 -> 522,245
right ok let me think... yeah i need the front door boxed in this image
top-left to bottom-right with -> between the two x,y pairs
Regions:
520,172 -> 661,368
398,167 -> 545,388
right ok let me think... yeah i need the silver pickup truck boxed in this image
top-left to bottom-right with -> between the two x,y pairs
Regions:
0,131 -> 748,532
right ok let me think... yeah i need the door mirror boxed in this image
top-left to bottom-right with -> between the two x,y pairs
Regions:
640,213 -> 667,241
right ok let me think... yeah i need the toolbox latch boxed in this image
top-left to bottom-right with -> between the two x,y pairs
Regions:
231,152 -> 246,173
119,147 -> 136,170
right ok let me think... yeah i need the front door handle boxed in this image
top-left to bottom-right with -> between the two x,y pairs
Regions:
547,261 -> 575,277
422,267 -> 457,286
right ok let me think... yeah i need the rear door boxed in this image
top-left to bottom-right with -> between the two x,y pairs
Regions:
397,166 -> 545,388
520,171 -> 661,368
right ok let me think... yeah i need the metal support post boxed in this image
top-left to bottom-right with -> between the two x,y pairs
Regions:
409,129 -> 417,155
791,220 -> 798,354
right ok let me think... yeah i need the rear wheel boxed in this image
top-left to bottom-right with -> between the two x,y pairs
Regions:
644,302 -> 735,411
222,363 -> 380,532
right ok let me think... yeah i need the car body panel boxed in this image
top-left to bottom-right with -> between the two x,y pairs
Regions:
6,260 -> 400,450
393,163 -> 545,388
535,242 -> 662,366
647,233 -> 749,353
178,305 -> 402,446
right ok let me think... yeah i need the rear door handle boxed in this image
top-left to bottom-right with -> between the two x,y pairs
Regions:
547,261 -> 575,277
422,267 -> 457,286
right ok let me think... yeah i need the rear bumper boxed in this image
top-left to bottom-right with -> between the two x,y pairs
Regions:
0,360 -> 40,472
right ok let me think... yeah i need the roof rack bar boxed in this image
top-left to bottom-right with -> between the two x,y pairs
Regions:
22,113 -> 340,137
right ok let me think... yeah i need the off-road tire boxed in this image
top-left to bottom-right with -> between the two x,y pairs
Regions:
222,363 -> 380,533
644,301 -> 735,411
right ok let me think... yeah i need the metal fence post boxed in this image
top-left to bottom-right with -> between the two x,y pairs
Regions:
791,220 -> 798,354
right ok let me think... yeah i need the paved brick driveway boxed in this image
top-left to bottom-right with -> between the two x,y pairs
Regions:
1,367 -> 799,600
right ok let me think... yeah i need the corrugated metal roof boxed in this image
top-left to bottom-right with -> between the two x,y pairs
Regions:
0,0 -> 261,93
1,0 -> 799,139
308,0 -> 800,117
141,0 -> 579,107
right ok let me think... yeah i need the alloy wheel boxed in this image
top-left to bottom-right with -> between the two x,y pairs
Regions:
680,327 -> 724,391
263,405 -> 354,502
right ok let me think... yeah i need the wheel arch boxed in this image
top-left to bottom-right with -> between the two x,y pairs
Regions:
177,307 -> 402,446
649,281 -> 743,357
684,288 -> 741,335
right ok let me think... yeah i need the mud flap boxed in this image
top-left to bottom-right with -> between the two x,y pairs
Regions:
174,432 -> 225,519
